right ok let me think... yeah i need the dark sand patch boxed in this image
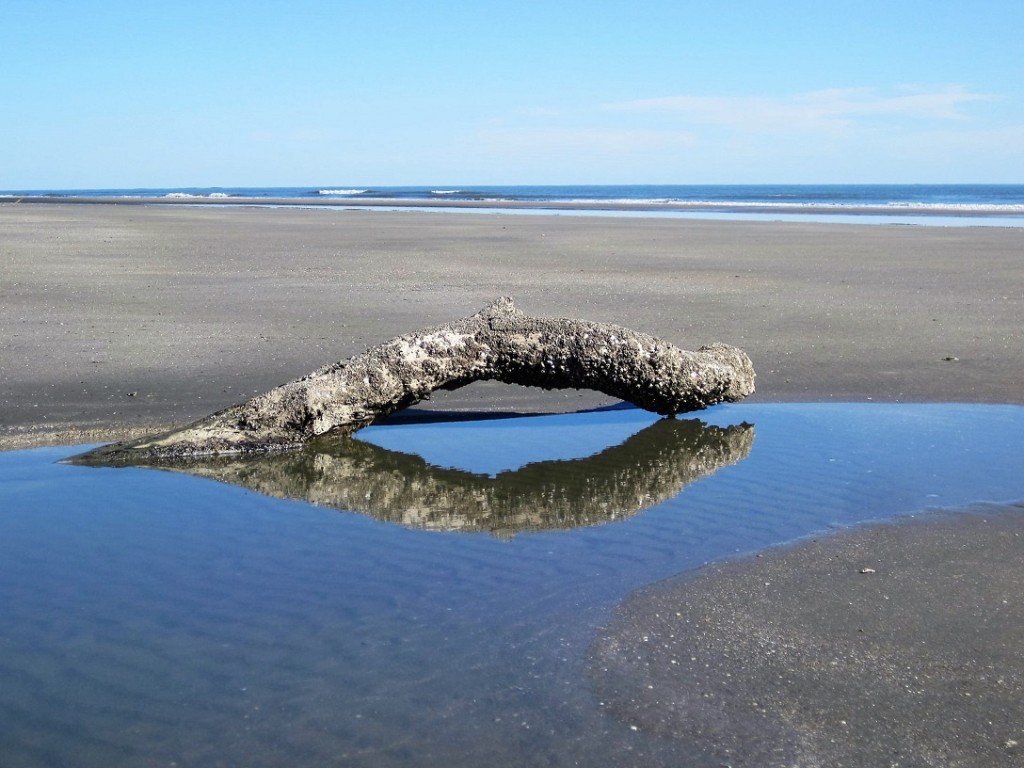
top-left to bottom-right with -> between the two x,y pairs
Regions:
590,503 -> 1024,766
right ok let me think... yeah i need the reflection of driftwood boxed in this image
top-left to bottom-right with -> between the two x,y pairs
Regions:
100,417 -> 753,535
75,298 -> 755,461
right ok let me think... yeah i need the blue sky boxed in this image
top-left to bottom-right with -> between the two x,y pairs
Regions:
3,1 -> 1022,187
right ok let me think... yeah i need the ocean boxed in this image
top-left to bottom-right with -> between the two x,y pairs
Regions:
3,184 -> 1024,226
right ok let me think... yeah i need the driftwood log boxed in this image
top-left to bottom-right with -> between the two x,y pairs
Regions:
76,297 -> 755,461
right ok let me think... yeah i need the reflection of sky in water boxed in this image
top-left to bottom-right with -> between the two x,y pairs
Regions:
310,204 -> 1024,228
360,406 -> 661,476
1,403 -> 1023,767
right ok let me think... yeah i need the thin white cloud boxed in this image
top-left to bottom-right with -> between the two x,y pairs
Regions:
463,85 -> 1017,181
482,126 -> 696,153
605,86 -> 994,132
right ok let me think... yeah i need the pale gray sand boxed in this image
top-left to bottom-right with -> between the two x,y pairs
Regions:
2,203 -> 1021,447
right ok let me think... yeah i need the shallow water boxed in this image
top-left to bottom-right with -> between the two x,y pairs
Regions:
2,403 -> 1023,767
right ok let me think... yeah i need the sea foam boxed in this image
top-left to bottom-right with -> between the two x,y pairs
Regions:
163,192 -> 232,199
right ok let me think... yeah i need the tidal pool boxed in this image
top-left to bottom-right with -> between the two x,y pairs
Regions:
2,403 -> 1023,767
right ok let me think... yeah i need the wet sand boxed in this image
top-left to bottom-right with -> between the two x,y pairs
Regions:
3,202 -> 1023,766
591,503 -> 1024,767
9,193 -> 1020,218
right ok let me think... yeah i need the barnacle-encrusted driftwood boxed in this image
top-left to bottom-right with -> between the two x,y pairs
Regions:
75,297 -> 755,462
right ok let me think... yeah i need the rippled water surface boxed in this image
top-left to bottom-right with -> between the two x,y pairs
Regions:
2,403 -> 1023,767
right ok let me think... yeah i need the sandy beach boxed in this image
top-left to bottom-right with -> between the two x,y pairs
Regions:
3,202 -> 1023,765
592,502 -> 1024,766
2,202 -> 1022,448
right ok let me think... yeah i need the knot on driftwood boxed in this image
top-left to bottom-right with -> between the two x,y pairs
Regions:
73,298 -> 755,461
